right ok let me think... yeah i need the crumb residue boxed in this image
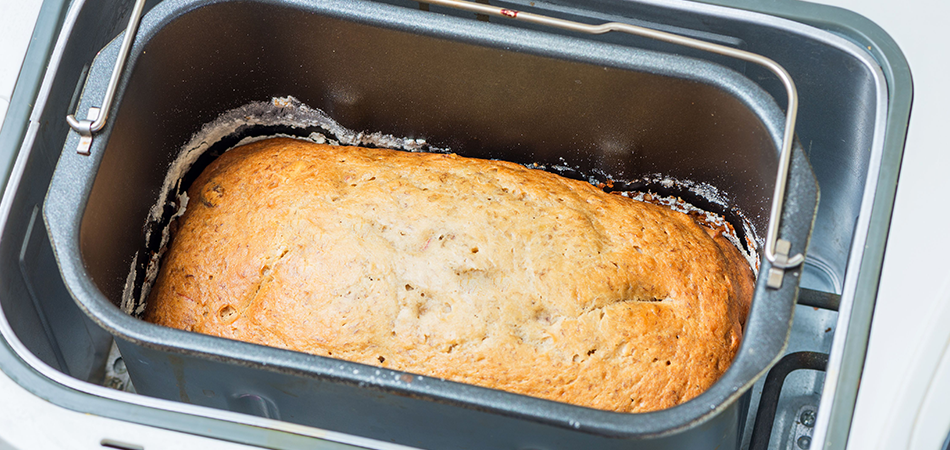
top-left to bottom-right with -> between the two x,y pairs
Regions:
618,190 -> 759,272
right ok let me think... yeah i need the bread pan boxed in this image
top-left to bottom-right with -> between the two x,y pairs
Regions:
43,0 -> 819,447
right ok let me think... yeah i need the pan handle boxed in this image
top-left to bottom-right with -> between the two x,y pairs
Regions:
65,0 -> 148,155
414,0 -> 804,288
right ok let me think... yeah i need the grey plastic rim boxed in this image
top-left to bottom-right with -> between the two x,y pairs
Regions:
41,0 -> 819,441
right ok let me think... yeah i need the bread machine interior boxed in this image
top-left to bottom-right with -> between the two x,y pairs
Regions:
37,0 -> 830,448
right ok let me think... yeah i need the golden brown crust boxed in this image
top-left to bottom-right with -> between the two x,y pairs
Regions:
144,137 -> 754,413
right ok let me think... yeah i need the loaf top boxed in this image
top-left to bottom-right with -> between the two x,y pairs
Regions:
144,137 -> 754,413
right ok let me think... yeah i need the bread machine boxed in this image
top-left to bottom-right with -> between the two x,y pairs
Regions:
0,0 -> 909,448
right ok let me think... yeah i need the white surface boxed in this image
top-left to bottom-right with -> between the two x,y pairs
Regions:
0,363 -> 260,450
0,0 -> 43,116
804,0 -> 950,448
912,330 -> 950,450
869,277 -> 950,450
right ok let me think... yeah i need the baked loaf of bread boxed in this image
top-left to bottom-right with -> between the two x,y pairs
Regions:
145,137 -> 754,413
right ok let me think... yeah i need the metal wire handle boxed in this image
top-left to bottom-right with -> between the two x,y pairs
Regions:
66,0 -> 148,155
414,0 -> 804,287
65,0 -> 804,287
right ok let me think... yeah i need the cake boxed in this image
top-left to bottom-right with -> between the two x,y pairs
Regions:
144,137 -> 755,413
